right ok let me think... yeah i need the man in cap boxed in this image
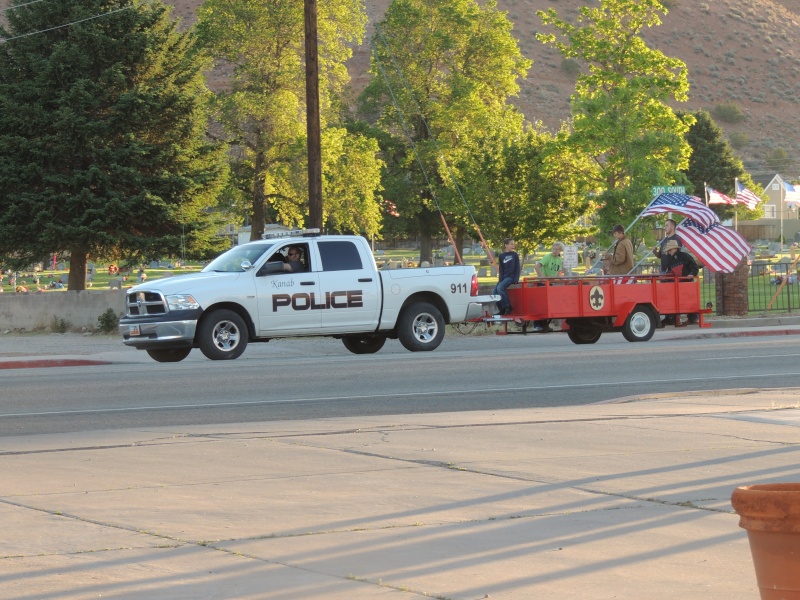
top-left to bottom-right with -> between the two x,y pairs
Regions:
663,239 -> 699,278
603,224 -> 634,275
663,239 -> 701,324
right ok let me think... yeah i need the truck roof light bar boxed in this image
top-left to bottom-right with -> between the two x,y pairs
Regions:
261,228 -> 321,239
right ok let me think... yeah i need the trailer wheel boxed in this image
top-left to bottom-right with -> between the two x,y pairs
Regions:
342,334 -> 386,354
567,328 -> 601,344
622,306 -> 656,342
398,302 -> 444,352
198,309 -> 248,360
146,348 -> 192,363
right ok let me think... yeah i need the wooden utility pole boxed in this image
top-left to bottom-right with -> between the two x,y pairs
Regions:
304,0 -> 323,230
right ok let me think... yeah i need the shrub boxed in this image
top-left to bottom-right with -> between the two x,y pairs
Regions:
97,308 -> 120,333
560,58 -> 581,77
728,131 -> 749,149
51,317 -> 70,334
712,102 -> 746,123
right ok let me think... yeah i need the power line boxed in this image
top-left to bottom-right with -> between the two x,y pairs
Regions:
2,0 -> 48,13
1,4 -> 133,43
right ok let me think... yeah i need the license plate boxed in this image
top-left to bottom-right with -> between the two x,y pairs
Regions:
129,324 -> 141,336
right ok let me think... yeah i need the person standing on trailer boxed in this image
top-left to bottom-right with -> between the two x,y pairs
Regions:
493,238 -> 520,316
603,224 -> 634,275
653,218 -> 682,274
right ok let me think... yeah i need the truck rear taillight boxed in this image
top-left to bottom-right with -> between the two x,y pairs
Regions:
471,274 -> 479,296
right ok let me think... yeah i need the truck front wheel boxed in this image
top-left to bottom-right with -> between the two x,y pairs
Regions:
198,309 -> 249,360
398,302 -> 444,352
146,348 -> 192,362
622,306 -> 656,342
342,335 -> 386,354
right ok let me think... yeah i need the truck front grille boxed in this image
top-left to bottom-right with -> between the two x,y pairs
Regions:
125,291 -> 167,316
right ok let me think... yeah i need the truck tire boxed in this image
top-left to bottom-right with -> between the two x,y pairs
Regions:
198,309 -> 248,360
342,334 -> 386,354
567,328 -> 601,344
622,306 -> 656,342
146,348 -> 192,363
397,302 -> 444,352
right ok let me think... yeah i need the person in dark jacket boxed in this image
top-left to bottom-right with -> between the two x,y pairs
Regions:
494,238 -> 520,316
663,239 -> 701,324
664,239 -> 699,277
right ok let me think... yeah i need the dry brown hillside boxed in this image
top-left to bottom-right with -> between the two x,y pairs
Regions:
3,0 -> 800,180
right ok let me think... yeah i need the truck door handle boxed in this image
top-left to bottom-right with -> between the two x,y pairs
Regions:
358,278 -> 372,282
300,281 -> 315,286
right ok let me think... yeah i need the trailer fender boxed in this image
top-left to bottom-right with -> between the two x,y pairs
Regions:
611,302 -> 639,327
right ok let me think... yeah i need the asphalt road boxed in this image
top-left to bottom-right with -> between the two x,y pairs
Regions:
2,329 -> 800,436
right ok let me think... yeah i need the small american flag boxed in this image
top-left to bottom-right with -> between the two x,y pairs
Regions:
735,180 -> 761,210
642,193 -> 719,228
784,181 -> 800,204
706,186 -> 735,205
677,219 -> 751,273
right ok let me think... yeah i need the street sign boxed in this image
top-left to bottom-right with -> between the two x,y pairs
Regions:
651,186 -> 686,196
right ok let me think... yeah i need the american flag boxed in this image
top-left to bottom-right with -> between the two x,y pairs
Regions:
784,181 -> 800,204
642,193 -> 720,228
735,180 -> 761,210
706,186 -> 735,205
677,219 -> 751,273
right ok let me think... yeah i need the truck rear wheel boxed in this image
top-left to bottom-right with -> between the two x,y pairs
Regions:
198,309 -> 248,360
398,302 -> 444,352
622,306 -> 656,342
342,335 -> 386,354
146,348 -> 192,362
567,328 -> 601,344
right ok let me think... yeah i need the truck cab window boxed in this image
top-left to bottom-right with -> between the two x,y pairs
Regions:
318,241 -> 363,271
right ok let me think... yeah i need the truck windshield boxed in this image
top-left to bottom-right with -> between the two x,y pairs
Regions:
202,244 -> 271,273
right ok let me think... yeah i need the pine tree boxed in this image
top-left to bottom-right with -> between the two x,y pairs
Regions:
0,0 -> 228,289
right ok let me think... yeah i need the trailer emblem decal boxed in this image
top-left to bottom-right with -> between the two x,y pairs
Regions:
589,286 -> 605,310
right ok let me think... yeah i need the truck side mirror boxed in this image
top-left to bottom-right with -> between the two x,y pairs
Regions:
258,261 -> 286,276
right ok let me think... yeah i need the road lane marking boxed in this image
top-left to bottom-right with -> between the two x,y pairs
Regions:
2,371 -> 800,418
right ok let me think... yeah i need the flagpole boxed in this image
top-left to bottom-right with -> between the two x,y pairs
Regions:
588,197 -> 658,272
781,176 -> 785,252
704,182 -> 709,206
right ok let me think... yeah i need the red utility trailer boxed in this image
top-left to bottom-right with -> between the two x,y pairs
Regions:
494,274 -> 711,343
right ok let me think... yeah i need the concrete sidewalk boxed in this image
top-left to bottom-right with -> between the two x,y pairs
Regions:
2,388 -> 799,599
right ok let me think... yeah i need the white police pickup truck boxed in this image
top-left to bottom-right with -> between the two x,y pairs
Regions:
119,230 -> 494,362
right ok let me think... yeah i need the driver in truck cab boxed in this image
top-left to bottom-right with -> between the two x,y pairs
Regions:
283,246 -> 306,273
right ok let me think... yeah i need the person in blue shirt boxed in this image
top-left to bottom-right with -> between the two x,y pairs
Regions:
494,238 -> 520,316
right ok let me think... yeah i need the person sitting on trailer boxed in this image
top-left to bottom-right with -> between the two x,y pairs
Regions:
663,239 -> 701,325
493,237 -> 520,317
532,242 -> 564,332
664,240 -> 699,278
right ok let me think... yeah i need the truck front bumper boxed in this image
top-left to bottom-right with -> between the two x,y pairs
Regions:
119,318 -> 197,350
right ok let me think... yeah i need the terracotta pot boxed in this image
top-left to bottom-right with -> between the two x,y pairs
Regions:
731,483 -> 800,599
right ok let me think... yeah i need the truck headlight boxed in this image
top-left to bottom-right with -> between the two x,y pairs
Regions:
165,294 -> 200,311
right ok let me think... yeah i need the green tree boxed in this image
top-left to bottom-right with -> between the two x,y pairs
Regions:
195,0 -> 381,240
537,0 -> 694,245
679,109 -> 763,222
0,0 -> 228,289
456,124 -> 594,259
359,0 -> 531,262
